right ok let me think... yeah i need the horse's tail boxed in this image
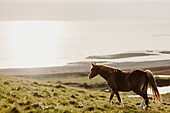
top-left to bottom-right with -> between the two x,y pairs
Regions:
145,70 -> 162,102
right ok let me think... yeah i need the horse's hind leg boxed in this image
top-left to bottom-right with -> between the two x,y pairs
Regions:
109,91 -> 114,104
143,80 -> 149,109
140,93 -> 149,109
140,95 -> 149,110
140,98 -> 145,109
133,89 -> 148,109
144,93 -> 149,109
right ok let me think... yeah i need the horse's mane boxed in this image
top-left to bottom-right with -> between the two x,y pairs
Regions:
97,65 -> 122,74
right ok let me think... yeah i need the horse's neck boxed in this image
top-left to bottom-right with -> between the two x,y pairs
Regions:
98,67 -> 113,81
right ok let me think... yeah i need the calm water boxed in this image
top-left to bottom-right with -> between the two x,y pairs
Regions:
0,21 -> 170,68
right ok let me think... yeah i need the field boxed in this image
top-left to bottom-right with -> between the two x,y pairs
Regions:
0,74 -> 170,113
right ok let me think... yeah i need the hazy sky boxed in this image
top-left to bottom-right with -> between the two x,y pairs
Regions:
0,0 -> 170,20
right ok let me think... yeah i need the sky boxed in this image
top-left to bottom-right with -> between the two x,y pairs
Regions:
0,0 -> 170,21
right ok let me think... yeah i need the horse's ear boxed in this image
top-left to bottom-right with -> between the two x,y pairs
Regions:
92,63 -> 96,67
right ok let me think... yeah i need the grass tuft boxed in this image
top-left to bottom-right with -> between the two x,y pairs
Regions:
7,107 -> 20,113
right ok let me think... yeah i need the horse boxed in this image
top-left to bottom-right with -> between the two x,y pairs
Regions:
88,63 -> 162,109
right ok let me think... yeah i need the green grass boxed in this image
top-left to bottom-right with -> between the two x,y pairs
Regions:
0,74 -> 170,113
43,76 -> 105,85
44,76 -> 109,91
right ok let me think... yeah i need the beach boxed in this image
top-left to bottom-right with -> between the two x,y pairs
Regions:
0,50 -> 170,85
1,50 -> 170,77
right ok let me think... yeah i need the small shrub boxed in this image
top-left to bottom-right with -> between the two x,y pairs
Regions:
25,101 -> 31,105
103,104 -> 110,109
24,106 -> 31,110
31,103 -> 40,108
2,104 -> 9,108
136,103 -> 140,105
76,104 -> 84,108
43,105 -> 55,110
18,101 -> 31,106
97,107 -> 105,111
77,90 -> 85,93
99,95 -> 106,98
18,102 -> 25,106
53,92 -> 58,96
63,109 -> 72,113
75,93 -> 79,96
89,94 -> 94,98
56,84 -> 65,88
87,106 -> 94,111
45,91 -> 51,97
61,89 -> 66,92
7,99 -> 15,104
158,106 -> 165,111
59,100 -> 68,106
33,92 -> 44,98
17,87 -> 21,91
71,95 -> 76,99
69,100 -> 77,105
7,92 -> 10,95
4,81 -> 9,85
33,82 -> 38,85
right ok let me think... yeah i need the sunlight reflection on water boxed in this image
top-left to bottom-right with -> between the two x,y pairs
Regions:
0,21 -> 170,68
1,21 -> 70,68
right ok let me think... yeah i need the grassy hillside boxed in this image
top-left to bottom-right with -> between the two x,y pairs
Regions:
0,74 -> 169,113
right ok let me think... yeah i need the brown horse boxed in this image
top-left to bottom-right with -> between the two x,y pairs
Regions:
88,63 -> 162,109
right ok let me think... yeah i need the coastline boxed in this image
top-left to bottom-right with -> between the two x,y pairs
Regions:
0,50 -> 170,78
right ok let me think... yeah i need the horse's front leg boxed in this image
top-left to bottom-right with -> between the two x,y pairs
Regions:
114,91 -> 124,107
109,91 -> 114,104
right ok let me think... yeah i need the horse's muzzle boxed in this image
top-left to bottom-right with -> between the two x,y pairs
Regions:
88,74 -> 92,79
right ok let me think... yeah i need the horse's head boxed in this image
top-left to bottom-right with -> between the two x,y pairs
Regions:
88,63 -> 99,79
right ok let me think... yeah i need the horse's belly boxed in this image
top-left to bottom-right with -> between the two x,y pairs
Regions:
117,82 -> 131,91
118,88 -> 131,91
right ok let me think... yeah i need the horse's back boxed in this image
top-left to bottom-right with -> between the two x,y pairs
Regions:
129,69 -> 148,90
129,69 -> 147,79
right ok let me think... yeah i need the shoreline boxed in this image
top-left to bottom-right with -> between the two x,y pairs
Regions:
1,60 -> 170,76
0,50 -> 170,77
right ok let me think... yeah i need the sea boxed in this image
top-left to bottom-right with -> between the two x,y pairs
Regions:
0,20 -> 170,69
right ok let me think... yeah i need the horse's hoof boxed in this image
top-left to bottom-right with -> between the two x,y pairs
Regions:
145,106 -> 149,110
140,106 -> 144,110
120,103 -> 124,107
